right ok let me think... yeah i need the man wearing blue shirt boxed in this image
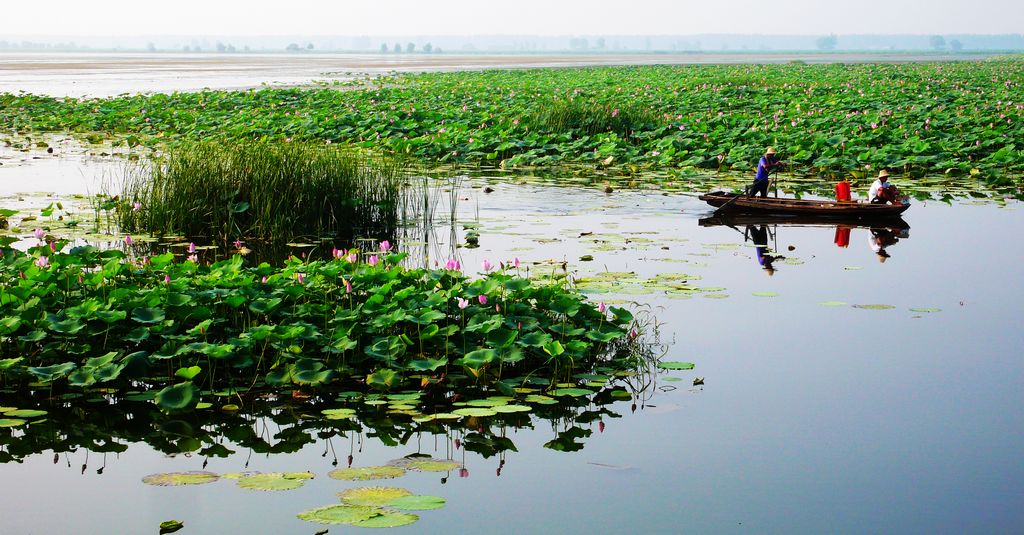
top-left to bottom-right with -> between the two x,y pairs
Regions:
748,147 -> 783,198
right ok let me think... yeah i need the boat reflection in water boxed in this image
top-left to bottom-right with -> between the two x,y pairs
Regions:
699,214 -> 910,272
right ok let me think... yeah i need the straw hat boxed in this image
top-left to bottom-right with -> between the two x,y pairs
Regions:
877,169 -> 890,179
765,147 -> 777,156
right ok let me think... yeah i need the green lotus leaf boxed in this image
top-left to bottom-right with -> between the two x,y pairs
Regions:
910,307 -> 942,313
387,494 -> 447,511
27,362 -> 76,382
405,357 -> 447,371
452,407 -> 497,417
389,457 -> 461,472
158,520 -> 184,534
492,404 -> 532,414
658,361 -> 696,370
853,304 -> 896,310
524,394 -> 558,405
548,388 -> 592,397
328,466 -> 406,481
465,398 -> 507,407
0,418 -> 26,427
142,471 -> 219,486
367,368 -> 401,390
0,358 -> 23,370
237,472 -> 313,491
338,486 -> 412,507
819,301 -> 848,307
297,504 -> 379,525
220,471 -> 260,479
17,330 -> 46,342
174,366 -> 202,380
322,408 -> 357,417
351,511 -> 419,528
412,413 -> 462,422
154,381 -> 200,411
5,409 -> 47,418
132,307 -> 166,324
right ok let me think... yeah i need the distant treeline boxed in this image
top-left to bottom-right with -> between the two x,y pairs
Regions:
1,34 -> 1022,53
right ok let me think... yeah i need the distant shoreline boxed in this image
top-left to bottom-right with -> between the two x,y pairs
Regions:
0,51 -> 1001,98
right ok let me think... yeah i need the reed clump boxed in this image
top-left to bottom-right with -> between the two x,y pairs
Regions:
533,99 -> 657,140
120,141 -> 406,242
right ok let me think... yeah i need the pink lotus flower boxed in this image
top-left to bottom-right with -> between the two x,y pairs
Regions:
297,273 -> 304,284
33,228 -> 45,240
346,252 -> 358,263
445,259 -> 459,271
234,239 -> 242,249
459,468 -> 469,478
478,294 -> 487,305
456,297 -> 469,309
611,109 -> 619,118
332,247 -> 342,259
124,235 -> 133,246
367,255 -> 379,267
599,421 -> 606,433
513,257 -> 520,268
187,242 -> 196,254
379,240 -> 392,252
261,276 -> 268,283
187,254 -> 198,262
481,259 -> 493,272
164,274 -> 171,284
344,278 -> 352,294
34,256 -> 49,268
132,201 -> 142,212
49,242 -> 56,252
629,328 -> 638,339
598,302 -> 607,314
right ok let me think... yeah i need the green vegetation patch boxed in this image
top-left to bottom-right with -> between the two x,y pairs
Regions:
329,466 -> 406,481
142,471 -> 220,486
338,486 -> 412,507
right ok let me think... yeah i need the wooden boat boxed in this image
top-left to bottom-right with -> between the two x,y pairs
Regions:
699,191 -> 910,219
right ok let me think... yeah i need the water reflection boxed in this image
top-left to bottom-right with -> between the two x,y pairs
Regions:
699,214 -> 911,271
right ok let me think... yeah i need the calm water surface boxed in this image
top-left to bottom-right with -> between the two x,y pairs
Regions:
0,158 -> 1021,534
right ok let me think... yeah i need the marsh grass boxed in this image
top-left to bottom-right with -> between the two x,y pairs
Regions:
533,99 -> 657,141
119,141 -> 406,242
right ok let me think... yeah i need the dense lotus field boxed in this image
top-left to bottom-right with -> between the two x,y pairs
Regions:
1,61 -> 1023,183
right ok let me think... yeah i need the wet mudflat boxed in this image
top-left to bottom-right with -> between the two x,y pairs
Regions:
0,152 -> 1021,533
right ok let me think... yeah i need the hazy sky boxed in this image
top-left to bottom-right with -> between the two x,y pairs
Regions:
2,0 -> 1021,36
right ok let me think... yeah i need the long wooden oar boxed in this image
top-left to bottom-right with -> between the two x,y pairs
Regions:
712,185 -> 750,214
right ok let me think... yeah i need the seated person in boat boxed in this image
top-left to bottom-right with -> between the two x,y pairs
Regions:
748,147 -> 783,198
868,169 -> 902,204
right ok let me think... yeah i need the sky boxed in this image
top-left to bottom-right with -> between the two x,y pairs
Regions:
1,0 -> 1022,36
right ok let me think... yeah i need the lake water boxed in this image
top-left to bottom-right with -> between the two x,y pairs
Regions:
0,148 -> 1021,533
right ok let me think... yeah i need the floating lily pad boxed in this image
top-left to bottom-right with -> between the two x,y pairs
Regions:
819,301 -> 848,307
390,457 -> 461,472
4,409 -> 47,418
0,418 -> 26,427
339,486 -> 412,507
752,291 -> 778,297
662,376 -> 684,382
387,495 -> 447,511
351,511 -> 419,528
658,361 -> 696,370
548,388 -> 592,397
464,398 -> 507,407
297,504 -> 379,525
329,466 -> 406,481
412,413 -> 462,422
492,404 -> 532,414
909,307 -> 942,313
524,394 -> 558,405
703,293 -> 729,299
142,471 -> 219,486
852,304 -> 896,310
237,472 -> 313,491
452,407 -> 497,417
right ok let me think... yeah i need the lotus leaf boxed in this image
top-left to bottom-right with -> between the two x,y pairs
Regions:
297,504 -> 379,525
658,362 -> 696,370
387,494 -> 447,511
492,404 -> 532,414
142,471 -> 219,486
452,407 -> 497,417
328,466 -> 406,481
549,388 -> 592,397
0,418 -> 26,427
237,472 -> 313,491
338,486 -> 412,507
391,457 -> 461,472
853,304 -> 897,310
351,511 -> 419,528
4,409 -> 47,418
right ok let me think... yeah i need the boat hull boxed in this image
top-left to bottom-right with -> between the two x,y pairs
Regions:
699,191 -> 910,219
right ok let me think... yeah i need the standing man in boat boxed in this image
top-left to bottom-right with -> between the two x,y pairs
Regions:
748,147 -> 784,198
868,169 -> 903,204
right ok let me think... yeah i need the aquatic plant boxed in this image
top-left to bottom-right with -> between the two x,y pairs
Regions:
117,141 -> 406,242
0,240 -> 637,411
2,61 -> 1023,182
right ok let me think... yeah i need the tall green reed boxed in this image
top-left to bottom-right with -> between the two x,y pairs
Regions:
533,99 -> 657,140
119,141 -> 407,242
